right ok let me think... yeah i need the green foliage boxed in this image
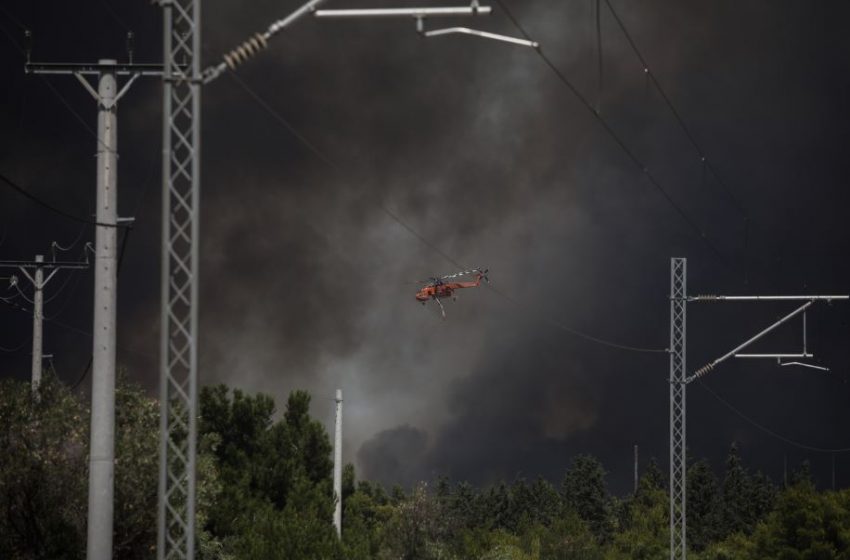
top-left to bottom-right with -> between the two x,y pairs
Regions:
562,454 -> 614,542
688,458 -> 722,551
607,485 -> 668,560
2,375 -> 847,560
198,385 -> 338,559
380,482 -> 447,560
719,443 -> 776,540
0,375 -> 88,559
747,483 -> 850,560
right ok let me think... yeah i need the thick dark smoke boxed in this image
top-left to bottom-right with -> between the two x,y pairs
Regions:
2,0 -> 850,494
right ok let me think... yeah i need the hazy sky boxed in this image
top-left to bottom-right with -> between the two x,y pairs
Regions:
1,0 -> 849,494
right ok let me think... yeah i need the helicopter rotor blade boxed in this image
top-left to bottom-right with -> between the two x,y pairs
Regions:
440,268 -> 483,280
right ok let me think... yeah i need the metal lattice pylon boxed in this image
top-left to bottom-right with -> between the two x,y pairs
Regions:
157,0 -> 201,558
669,258 -> 687,560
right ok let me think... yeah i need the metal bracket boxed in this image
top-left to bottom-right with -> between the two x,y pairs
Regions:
422,26 -> 539,48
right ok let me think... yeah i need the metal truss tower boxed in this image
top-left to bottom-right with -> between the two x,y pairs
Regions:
156,0 -> 201,558
667,257 -> 847,560
152,2 -> 524,557
669,258 -> 687,560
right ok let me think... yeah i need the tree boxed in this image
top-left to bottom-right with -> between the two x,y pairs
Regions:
745,484 -> 850,560
528,476 -> 562,527
720,443 -> 755,537
607,483 -> 668,560
199,385 -> 338,558
562,455 -> 613,542
0,375 -> 87,559
687,458 -> 722,551
0,375 -> 227,560
381,482 -> 445,560
641,458 -> 665,492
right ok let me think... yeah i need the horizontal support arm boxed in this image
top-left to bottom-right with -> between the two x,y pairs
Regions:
26,62 -> 164,76
735,353 -> 813,359
0,260 -> 89,270
314,6 -> 492,18
691,295 -> 849,302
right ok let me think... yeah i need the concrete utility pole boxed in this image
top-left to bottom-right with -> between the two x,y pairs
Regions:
30,255 -> 44,388
87,61 -> 119,560
668,257 -> 849,560
333,389 -> 343,537
634,444 -> 639,494
26,55 -> 160,560
0,255 -> 88,391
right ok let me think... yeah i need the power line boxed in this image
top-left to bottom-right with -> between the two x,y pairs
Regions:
488,284 -> 667,353
697,379 -> 850,453
231,71 -> 666,354
602,0 -> 748,217
51,224 -> 89,256
95,0 -> 131,31
11,281 -> 34,304
0,3 -> 26,31
0,172 -> 128,228
44,243 -> 91,307
493,0 -> 731,268
0,333 -> 30,353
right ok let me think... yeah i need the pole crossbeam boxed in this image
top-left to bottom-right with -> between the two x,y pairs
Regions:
1,254 -> 88,390
313,6 -> 492,18
157,0 -> 200,558
26,62 -> 164,76
0,260 -> 89,270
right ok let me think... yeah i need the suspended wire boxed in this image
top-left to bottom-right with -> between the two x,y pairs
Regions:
0,3 -> 26,31
12,282 -> 34,305
51,224 -> 89,258
488,284 -> 667,353
95,0 -> 131,31
43,270 -> 79,306
493,0 -> 731,269
0,335 -> 30,353
0,294 -> 28,312
0,172 -> 128,229
601,0 -> 748,219
44,243 -> 91,308
231,71 -> 666,354
0,13 -> 125,164
697,379 -> 850,453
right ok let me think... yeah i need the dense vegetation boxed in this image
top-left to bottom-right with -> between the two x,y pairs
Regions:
1,375 -> 848,559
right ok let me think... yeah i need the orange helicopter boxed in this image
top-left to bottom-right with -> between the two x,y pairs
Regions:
414,268 -> 489,318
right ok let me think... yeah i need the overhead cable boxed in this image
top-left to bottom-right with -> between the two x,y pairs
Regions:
493,0 -> 731,268
602,0 -> 748,217
0,172 -> 128,228
697,379 -> 850,453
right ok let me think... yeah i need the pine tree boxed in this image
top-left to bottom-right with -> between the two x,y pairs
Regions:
687,458 -> 722,551
561,454 -> 613,542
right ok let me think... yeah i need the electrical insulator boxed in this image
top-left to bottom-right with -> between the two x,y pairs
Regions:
222,33 -> 268,71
